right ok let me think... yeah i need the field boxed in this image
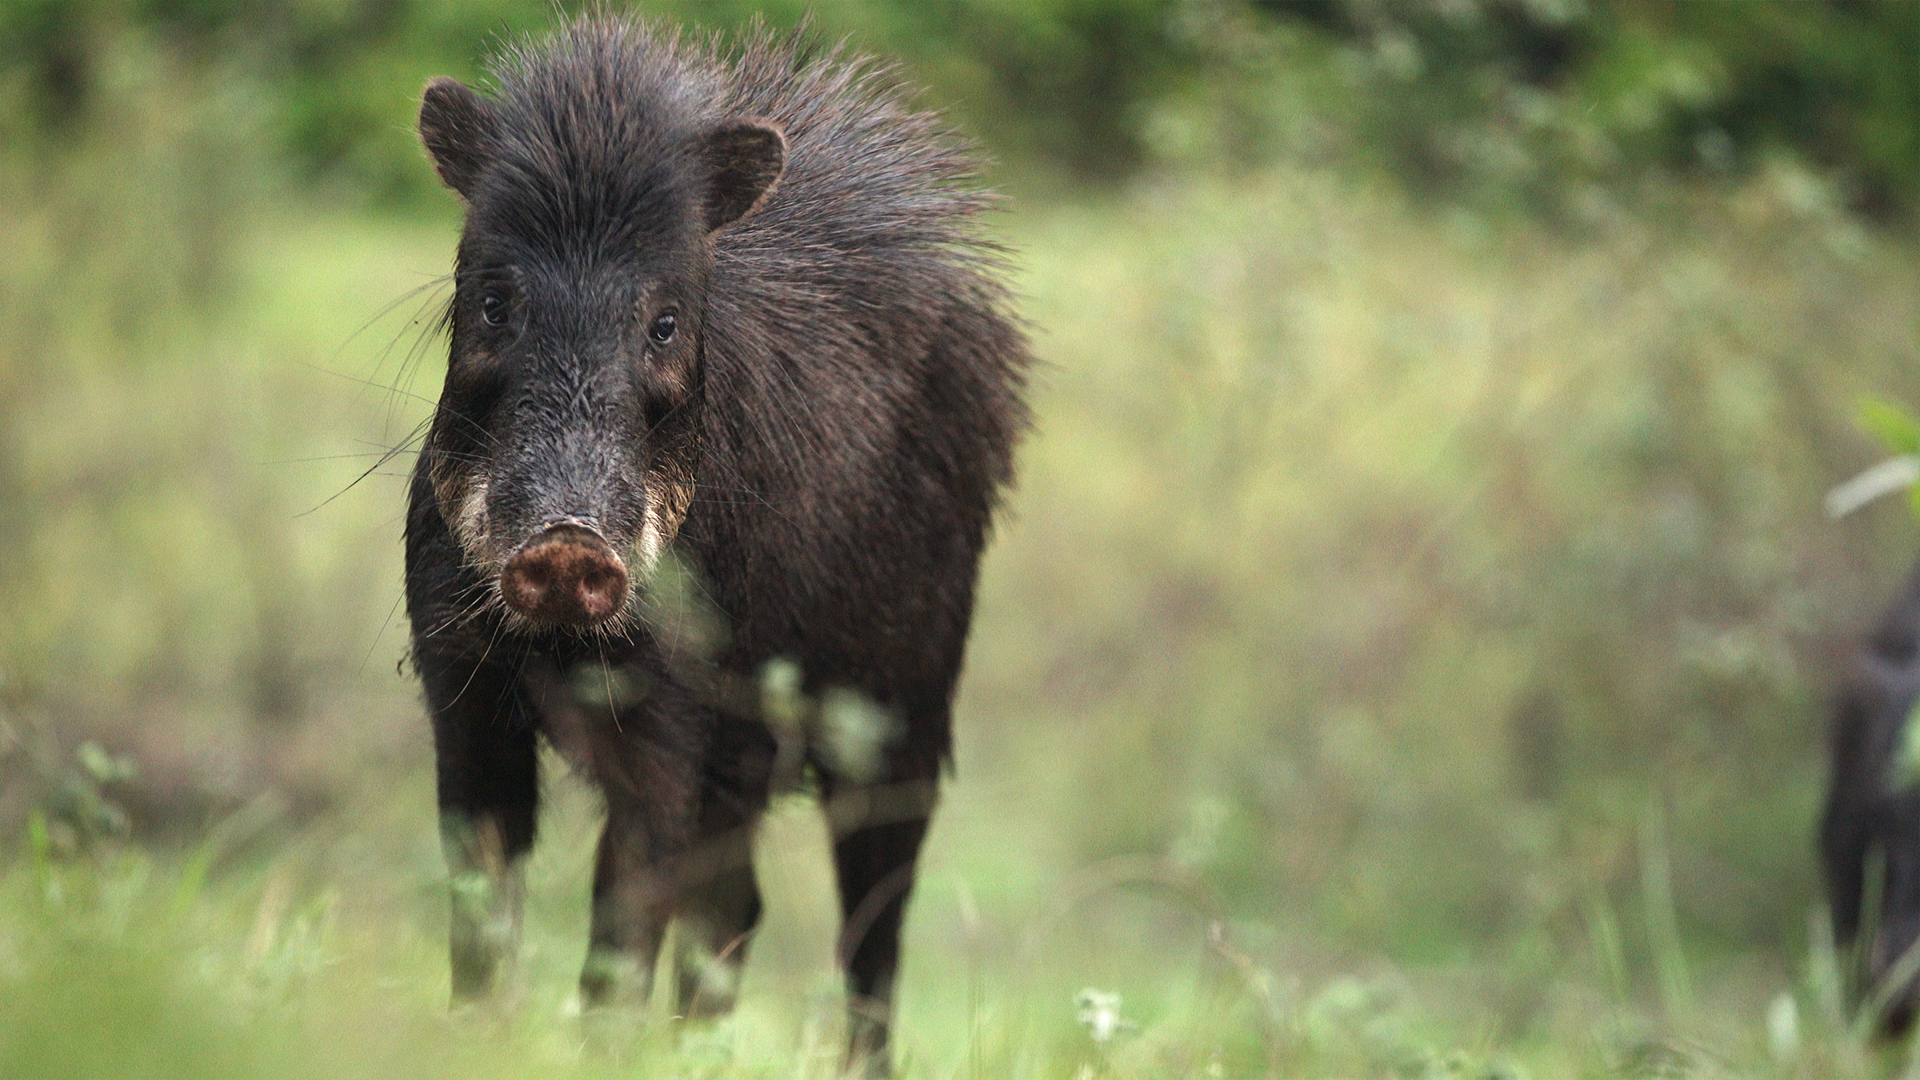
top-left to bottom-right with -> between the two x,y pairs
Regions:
5,24 -> 1920,1077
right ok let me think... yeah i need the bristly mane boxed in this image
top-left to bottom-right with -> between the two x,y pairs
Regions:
475,17 -> 1009,279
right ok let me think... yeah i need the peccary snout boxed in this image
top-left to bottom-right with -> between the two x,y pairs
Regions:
500,523 -> 628,626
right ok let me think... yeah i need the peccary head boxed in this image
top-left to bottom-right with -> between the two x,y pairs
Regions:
416,37 -> 784,631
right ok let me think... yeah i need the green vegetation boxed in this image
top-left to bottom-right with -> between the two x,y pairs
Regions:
6,1 -> 1918,214
4,3 -> 1920,1077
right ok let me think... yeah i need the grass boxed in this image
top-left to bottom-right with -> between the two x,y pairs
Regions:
6,90 -> 1920,1075
0,771 -> 1904,1079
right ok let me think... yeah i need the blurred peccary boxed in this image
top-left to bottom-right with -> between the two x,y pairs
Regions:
1822,561 -> 1920,1038
403,18 -> 1029,1070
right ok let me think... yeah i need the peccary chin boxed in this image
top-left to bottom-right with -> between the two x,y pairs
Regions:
420,70 -> 782,623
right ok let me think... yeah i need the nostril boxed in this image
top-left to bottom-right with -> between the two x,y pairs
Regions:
502,562 -> 551,610
572,564 -> 628,621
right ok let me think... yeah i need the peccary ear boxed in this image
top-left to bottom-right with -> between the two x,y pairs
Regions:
419,77 -> 498,199
701,118 -> 786,233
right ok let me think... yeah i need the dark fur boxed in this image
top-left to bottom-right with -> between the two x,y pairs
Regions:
403,18 -> 1029,1071
1822,559 -> 1920,1038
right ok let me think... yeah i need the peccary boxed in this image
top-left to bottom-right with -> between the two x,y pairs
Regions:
403,18 -> 1029,1069
1822,560 -> 1920,1037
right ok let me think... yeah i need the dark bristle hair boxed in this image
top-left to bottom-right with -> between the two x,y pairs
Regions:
463,16 -> 1014,293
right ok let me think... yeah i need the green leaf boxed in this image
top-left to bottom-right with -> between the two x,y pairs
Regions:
1889,697 -> 1920,792
1857,398 -> 1920,456
1826,455 -> 1920,518
76,740 -> 134,784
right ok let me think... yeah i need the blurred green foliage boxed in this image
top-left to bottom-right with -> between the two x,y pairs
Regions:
2,0 -> 1916,216
1253,0 -> 1920,223
996,166 -> 1920,965
4,1 -> 1920,1076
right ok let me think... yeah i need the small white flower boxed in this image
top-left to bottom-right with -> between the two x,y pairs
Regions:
1076,989 -> 1134,1043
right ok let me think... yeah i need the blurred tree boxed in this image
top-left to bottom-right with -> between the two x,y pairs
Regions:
2,0 -> 1913,219
1227,0 -> 1920,224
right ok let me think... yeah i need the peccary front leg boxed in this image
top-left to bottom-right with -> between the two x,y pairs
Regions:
425,659 -> 539,1004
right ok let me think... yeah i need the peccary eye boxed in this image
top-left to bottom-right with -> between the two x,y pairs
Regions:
648,312 -> 677,345
480,293 -> 509,328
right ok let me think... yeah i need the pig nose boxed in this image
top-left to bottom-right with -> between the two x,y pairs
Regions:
500,524 -> 629,626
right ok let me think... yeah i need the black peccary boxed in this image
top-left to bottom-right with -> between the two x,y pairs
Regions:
1822,560 -> 1920,1038
402,17 -> 1029,1069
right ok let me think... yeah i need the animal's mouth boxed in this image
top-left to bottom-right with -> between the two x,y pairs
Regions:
499,519 -> 630,627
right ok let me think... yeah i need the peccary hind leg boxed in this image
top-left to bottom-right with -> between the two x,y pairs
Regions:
671,817 -> 762,1018
581,758 -> 705,1008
